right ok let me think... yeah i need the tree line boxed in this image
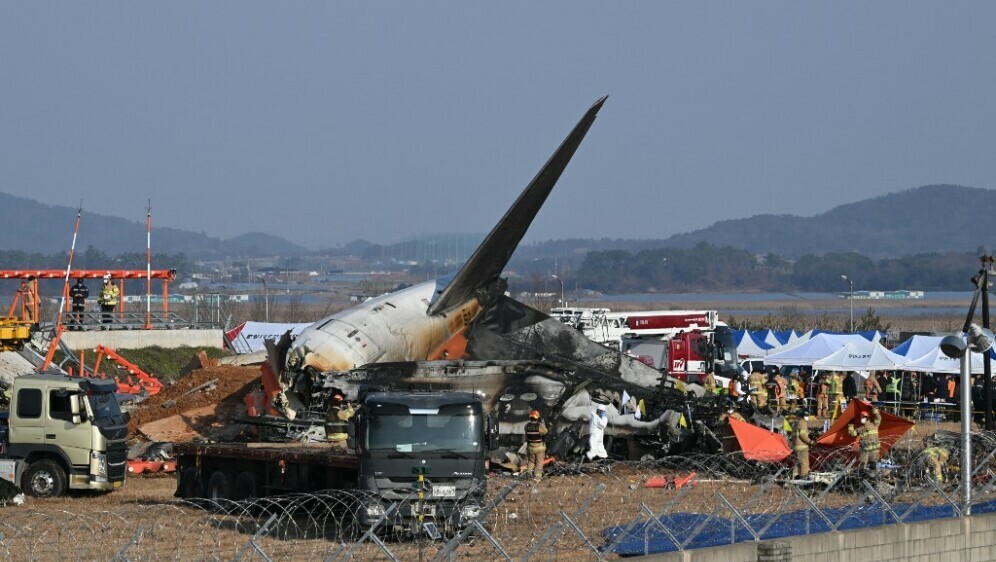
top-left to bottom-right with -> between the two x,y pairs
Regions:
0,246 -> 190,273
571,243 -> 981,293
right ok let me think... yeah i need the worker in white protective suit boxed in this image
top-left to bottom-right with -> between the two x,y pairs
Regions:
586,404 -> 609,460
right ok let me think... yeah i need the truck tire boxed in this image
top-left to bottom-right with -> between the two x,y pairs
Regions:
233,471 -> 260,501
206,470 -> 234,501
24,459 -> 67,498
179,467 -> 203,499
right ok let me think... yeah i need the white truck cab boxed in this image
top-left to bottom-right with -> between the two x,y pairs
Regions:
0,374 -> 127,497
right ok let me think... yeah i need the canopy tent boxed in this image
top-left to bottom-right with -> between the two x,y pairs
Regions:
784,330 -> 805,344
811,342 -> 907,371
902,345 -> 996,374
891,335 -> 944,358
734,330 -> 773,358
757,329 -> 786,347
856,330 -> 886,343
765,333 -> 874,365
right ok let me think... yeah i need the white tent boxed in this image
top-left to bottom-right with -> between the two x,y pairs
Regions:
902,346 -> 996,374
812,342 -> 907,371
759,330 -> 783,348
892,335 -> 945,358
736,331 -> 773,359
765,333 -> 873,362
765,333 -> 874,366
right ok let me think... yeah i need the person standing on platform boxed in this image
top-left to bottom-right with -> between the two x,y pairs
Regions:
98,274 -> 119,326
69,278 -> 89,329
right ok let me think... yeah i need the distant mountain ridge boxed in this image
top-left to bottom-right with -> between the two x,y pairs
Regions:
1,184 -> 988,260
0,191 -> 307,258
658,184 -> 990,258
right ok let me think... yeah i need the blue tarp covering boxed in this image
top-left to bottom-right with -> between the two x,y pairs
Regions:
602,499 -> 996,557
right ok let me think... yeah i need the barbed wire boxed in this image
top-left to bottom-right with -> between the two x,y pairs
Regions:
3,432 -> 996,561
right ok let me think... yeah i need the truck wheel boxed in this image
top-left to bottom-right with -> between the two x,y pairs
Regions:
24,459 -> 67,498
233,471 -> 260,501
206,470 -> 234,501
179,467 -> 203,499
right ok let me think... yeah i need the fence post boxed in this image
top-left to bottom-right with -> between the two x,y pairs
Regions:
638,503 -> 683,555
862,481 -> 901,524
718,493 -> 758,543
333,503 -> 401,562
519,482 -> 606,561
557,509 -> 602,558
792,486 -> 834,532
431,482 -> 517,562
233,513 -> 278,562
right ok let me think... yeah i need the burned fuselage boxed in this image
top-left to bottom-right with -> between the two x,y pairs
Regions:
316,359 -> 712,461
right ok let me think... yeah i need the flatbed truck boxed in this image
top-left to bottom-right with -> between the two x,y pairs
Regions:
175,390 -> 497,534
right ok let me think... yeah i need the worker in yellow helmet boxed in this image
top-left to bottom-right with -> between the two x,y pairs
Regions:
97,274 -> 120,327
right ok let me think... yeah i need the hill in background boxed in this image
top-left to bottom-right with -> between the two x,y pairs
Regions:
660,184 -> 988,259
2,184 -> 991,261
0,192 -> 307,258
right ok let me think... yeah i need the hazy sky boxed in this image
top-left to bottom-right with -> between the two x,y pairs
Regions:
2,3 -> 995,250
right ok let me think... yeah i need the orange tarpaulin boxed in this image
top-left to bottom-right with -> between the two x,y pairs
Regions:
728,418 -> 792,463
815,400 -> 914,453
811,400 -> 915,469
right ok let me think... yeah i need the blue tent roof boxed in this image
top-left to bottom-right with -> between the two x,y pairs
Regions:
772,330 -> 795,345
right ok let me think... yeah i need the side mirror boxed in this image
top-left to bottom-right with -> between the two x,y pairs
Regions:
346,417 -> 357,450
70,395 -> 87,424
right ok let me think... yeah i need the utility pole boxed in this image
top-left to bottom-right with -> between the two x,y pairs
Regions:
258,275 -> 269,322
841,274 -> 854,332
982,255 -> 995,430
551,274 -> 564,307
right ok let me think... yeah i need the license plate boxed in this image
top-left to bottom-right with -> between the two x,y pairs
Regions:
114,481 -> 122,488
432,485 -> 456,498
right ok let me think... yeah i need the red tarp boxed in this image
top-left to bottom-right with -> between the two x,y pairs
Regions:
728,418 -> 792,463
811,400 -> 915,469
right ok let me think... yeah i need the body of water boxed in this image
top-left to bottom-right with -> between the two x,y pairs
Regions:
576,291 -> 975,317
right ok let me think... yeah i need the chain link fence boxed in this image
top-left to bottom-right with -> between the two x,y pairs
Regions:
4,432 -> 996,560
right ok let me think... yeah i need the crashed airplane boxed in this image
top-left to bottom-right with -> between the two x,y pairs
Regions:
258,96 -> 728,461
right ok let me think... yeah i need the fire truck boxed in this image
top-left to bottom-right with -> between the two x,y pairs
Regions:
551,308 -> 739,385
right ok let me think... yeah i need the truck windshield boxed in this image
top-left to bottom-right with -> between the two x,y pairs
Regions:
366,402 -> 482,454
712,326 -> 739,377
87,392 -> 122,421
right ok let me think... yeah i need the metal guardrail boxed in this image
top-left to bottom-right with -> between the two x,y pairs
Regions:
51,311 -> 221,331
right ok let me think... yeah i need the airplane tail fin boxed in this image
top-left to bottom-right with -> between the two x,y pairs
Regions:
427,95 -> 608,316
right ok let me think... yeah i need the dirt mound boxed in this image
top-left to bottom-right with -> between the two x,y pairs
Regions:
128,365 -> 261,436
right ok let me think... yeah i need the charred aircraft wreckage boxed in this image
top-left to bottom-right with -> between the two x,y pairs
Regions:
254,97 -> 745,463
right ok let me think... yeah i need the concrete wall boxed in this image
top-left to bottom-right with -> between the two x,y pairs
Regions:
61,329 -> 224,350
641,512 -> 996,562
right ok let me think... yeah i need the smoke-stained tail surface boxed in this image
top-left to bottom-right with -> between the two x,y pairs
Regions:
428,96 -> 608,316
